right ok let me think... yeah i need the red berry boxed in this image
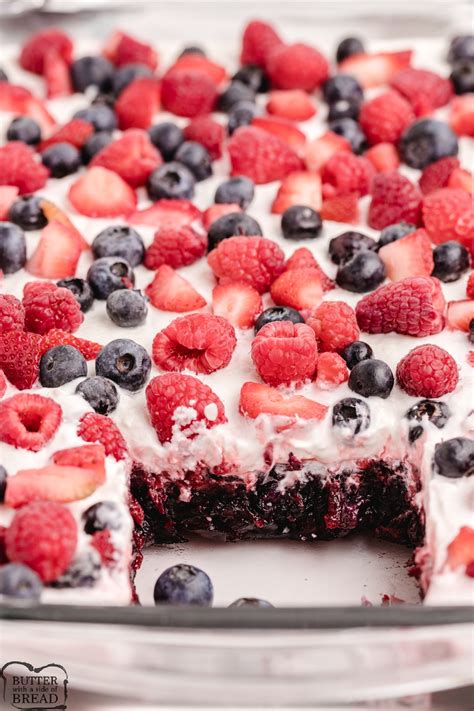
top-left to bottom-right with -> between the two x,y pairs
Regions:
39,118 -> 94,152
239,381 -> 327,421
26,220 -> 82,280
419,157 -> 460,195
378,228 -> 434,281
0,82 -> 55,134
145,265 -> 206,312
115,77 -> 161,129
0,393 -> 62,451
0,331 -> 41,390
68,166 -> 137,218
208,235 -> 285,294
0,185 -> 19,220
356,276 -> 446,337
252,116 -> 306,153
368,171 -> 422,230
146,372 -> 226,443
152,313 -> 236,375
322,152 -> 375,196
144,225 -> 206,270
0,294 -> 25,332
228,126 -> 303,184
338,50 -> 412,88
44,49 -> 72,99
212,282 -> 262,329
446,300 -> 474,332
315,352 -> 349,390
39,199 -> 88,251
161,70 -> 217,118
0,142 -> 49,195
396,344 -> 458,397
91,530 -> 117,568
271,171 -> 322,213
307,301 -> 359,353
5,502 -> 77,583
39,329 -> 102,360
270,267 -> 324,311
251,321 -> 318,386
450,95 -> 474,137
267,90 -> 316,121
320,193 -> 359,223
91,129 -> 162,187
448,168 -> 473,195
0,371 -> 6,399
77,412 -> 128,461
103,30 -> 158,70
359,91 -> 414,145
305,131 -> 351,172
20,29 -> 73,75
285,248 -> 335,292
129,198 -> 201,229
467,273 -> 474,300
422,188 -> 472,244
169,53 -> 227,86
446,527 -> 474,572
267,43 -> 329,91
364,142 -> 400,173
23,281 -> 83,335
390,68 -> 453,117
240,20 -> 283,68
183,116 -> 225,160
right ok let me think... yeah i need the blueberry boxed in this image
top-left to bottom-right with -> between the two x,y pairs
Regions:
218,81 -> 255,112
0,68 -> 8,82
329,230 -> 376,265
349,359 -> 394,398
178,45 -> 206,58
147,162 -> 195,201
0,465 -> 7,502
229,597 -> 273,608
106,289 -> 148,327
332,397 -> 371,437
174,141 -> 212,181
41,142 -> 81,178
328,98 -> 361,121
215,176 -> 255,209
91,92 -> 116,109
153,564 -> 213,606
281,206 -> 322,241
0,222 -> 26,274
8,195 -> 47,231
76,376 -> 119,415
254,306 -> 304,334
400,119 -> 459,169
56,277 -> 94,313
406,399 -> 451,444
52,550 -> 101,588
232,64 -> 269,93
322,74 -> 364,104
148,122 -> 184,161
336,251 -> 386,293
470,318 -> 474,344
81,131 -> 113,164
92,225 -> 145,267
87,257 -> 135,300
432,241 -> 470,282
377,222 -> 416,249
336,37 -> 365,63
112,62 -> 153,95
71,55 -> 114,93
450,59 -> 474,94
39,345 -> 87,388
341,340 -> 373,369
228,100 -> 260,135
83,500 -> 123,534
0,563 -> 42,601
6,116 -> 41,145
433,437 -> 474,478
328,117 -> 367,154
448,35 -> 474,64
207,212 -> 262,251
74,104 -> 117,132
96,338 -> 151,391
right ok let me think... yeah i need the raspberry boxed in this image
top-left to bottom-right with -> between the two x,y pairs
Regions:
91,530 -> 117,568
5,502 -> 77,583
251,321 -> 318,386
356,276 -> 446,337
115,77 -> 161,129
104,31 -> 158,70
359,90 -> 414,145
0,370 -> 6,399
146,372 -> 226,443
368,171 -> 422,230
307,301 -> 359,353
228,126 -> 303,185
320,193 -> 359,223
419,157 -> 460,195
396,344 -> 458,397
77,413 -> 128,461
20,29 -> 73,74
39,329 -> 102,361
161,70 -> 217,118
467,273 -> 474,299
315,352 -> 349,390
207,235 -> 285,293
152,313 -> 236,374
322,152 -> 375,197
0,330 -> 41,390
240,20 -> 283,68
39,118 -> 94,152
266,43 -> 330,91
91,129 -> 162,188
285,248 -> 335,291
0,393 -> 62,451
0,142 -> 49,195
144,225 -> 207,270
390,68 -> 453,116
183,116 -> 225,160
0,294 -> 25,332
22,281 -> 84,335
422,188 -> 472,244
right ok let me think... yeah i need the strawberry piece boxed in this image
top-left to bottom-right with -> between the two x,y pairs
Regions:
146,372 -> 226,443
305,131 -> 351,172
322,152 -> 374,196
359,90 -> 414,145
0,294 -> 25,332
53,443 -> 105,475
161,70 -> 217,118
364,143 -> 400,173
183,116 -> 225,160
169,53 -> 227,86
39,329 -> 102,360
0,82 -> 55,134
378,228 -> 434,281
271,171 -> 322,213
467,273 -> 474,299
144,224 -> 207,269
23,281 -> 83,335
0,393 -> 62,451
115,77 -> 161,129
449,95 -> 474,137
419,157 -> 461,195
68,166 -> 137,218
252,321 -> 318,386
0,142 -> 49,195
368,171 -> 422,230
315,352 -> 349,390
267,90 -> 317,121
239,381 -> 327,422
285,248 -> 335,291
307,301 -> 359,353
266,43 -> 329,91
228,126 -> 303,184
446,527 -> 474,572
390,68 -> 453,117
212,282 -> 262,329
103,30 -> 158,70
20,28 -> 73,74
240,20 -> 283,68
38,118 -> 94,152
446,300 -> 474,332
44,49 -> 72,99
251,116 -> 306,153
207,235 -> 285,294
91,530 -> 117,568
396,344 -> 458,397
77,412 -> 128,461
129,198 -> 201,229
0,331 -> 41,390
26,220 -> 82,279
0,371 -> 5,400
321,193 -> 359,223
0,185 -> 19,220
203,203 -> 241,230
422,188 -> 472,244
39,199 -> 89,251
448,168 -> 473,195
454,209 -> 474,259
338,50 -> 412,88
91,129 -> 162,187
145,264 -> 206,312
270,267 -> 324,311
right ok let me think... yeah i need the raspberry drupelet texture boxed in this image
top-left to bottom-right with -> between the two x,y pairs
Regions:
307,301 -> 359,353
0,393 -> 62,451
144,225 -> 207,270
77,413 -> 128,461
396,344 -> 459,397
207,235 -> 285,293
22,281 -> 84,335
0,294 -> 25,332
251,321 -> 318,387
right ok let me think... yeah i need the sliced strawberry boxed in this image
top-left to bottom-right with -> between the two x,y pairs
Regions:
305,131 -> 351,172
91,129 -> 162,188
0,186 -> 19,220
43,49 -> 72,99
169,53 -> 227,86
315,352 -> 349,390
450,95 -> 474,137
378,228 -> 434,281
446,300 -> 474,332
129,199 -> 201,229
203,203 -> 241,230
252,116 -> 306,153
40,199 -> 89,251
212,282 -> 262,329
266,90 -> 317,121
285,248 -> 335,291
390,68 -> 453,117
39,329 -> 102,361
38,118 -> 94,153
338,50 -> 412,88
68,167 -> 137,218
26,220 -> 81,279
115,77 -> 161,130
145,265 -> 206,312
321,193 -> 359,223
446,527 -> 474,571
364,143 -> 400,173
19,28 -> 73,75
448,168 -> 473,195
239,381 -> 327,421
103,30 -> 158,70
0,82 -> 55,134
270,267 -> 324,311
52,444 -> 106,478
271,171 -> 322,214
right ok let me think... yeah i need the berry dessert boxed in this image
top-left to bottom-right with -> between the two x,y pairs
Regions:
0,24 -> 473,606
